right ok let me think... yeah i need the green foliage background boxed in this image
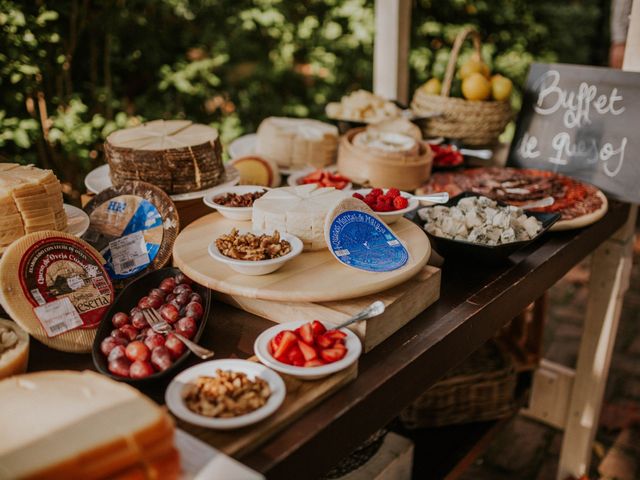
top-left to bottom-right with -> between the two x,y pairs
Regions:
0,0 -> 609,198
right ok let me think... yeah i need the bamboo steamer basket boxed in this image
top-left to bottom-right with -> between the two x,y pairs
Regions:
337,128 -> 433,191
411,27 -> 512,147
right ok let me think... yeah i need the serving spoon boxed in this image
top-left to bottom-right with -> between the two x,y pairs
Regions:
407,191 -> 450,204
333,301 -> 386,330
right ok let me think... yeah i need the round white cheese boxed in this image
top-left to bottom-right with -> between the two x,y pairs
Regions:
252,184 -> 347,251
255,117 -> 338,169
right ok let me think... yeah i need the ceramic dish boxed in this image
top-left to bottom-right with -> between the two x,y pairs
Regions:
165,359 -> 286,430
63,204 -> 90,237
208,230 -> 304,276
91,267 -> 212,384
351,188 -> 419,224
286,166 -> 352,191
417,192 -> 561,263
227,133 -> 257,160
202,185 -> 271,221
254,320 -> 362,380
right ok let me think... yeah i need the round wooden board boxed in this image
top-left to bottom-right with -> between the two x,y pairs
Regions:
173,213 -> 431,302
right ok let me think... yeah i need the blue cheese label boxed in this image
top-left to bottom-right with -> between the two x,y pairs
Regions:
328,210 -> 409,272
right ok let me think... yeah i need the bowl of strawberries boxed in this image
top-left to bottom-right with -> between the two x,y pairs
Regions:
254,320 -> 362,380
351,188 -> 419,224
287,167 -> 352,191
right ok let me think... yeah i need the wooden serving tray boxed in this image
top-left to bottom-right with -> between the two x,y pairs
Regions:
217,265 -> 441,352
178,362 -> 357,457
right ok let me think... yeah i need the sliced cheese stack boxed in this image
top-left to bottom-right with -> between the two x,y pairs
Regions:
0,371 -> 180,479
0,164 -> 67,252
105,120 -> 226,195
255,117 -> 338,170
252,184 -> 346,251
0,319 -> 29,380
338,126 -> 433,191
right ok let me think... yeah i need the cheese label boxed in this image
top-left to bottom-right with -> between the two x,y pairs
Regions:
83,194 -> 163,279
327,210 -> 409,272
33,297 -> 83,337
18,236 -> 114,330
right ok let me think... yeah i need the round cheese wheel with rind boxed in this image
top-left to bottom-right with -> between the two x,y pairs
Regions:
0,231 -> 114,353
0,319 -> 29,380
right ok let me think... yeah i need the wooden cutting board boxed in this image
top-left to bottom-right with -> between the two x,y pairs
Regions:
177,361 -> 357,457
172,213 -> 431,303
217,265 -> 441,352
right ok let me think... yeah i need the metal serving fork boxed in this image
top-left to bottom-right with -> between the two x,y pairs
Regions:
142,308 -> 214,360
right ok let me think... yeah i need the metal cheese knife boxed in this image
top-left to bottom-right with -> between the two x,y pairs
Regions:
408,192 -> 450,204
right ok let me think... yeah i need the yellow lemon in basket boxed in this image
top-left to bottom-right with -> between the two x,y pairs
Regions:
421,78 -> 442,95
459,58 -> 490,80
462,73 -> 491,101
490,74 -> 513,101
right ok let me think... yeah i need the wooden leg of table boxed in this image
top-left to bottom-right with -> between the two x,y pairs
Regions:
557,207 -> 636,479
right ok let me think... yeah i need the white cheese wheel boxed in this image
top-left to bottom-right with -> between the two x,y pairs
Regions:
255,117 -> 339,169
252,184 -> 347,251
0,370 -> 176,479
229,155 -> 281,187
0,319 -> 29,380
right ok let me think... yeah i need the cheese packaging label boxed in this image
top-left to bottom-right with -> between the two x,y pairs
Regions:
18,236 -> 114,331
327,210 -> 409,272
83,194 -> 163,279
34,297 -> 83,337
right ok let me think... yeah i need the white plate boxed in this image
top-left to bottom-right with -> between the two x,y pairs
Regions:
208,230 -> 304,275
83,164 -> 240,201
351,188 -> 419,224
254,320 -> 362,380
227,133 -> 257,159
286,166 -> 352,191
64,204 -> 90,237
203,185 -> 270,221
165,359 -> 286,430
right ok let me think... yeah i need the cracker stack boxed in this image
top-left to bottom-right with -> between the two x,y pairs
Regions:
0,164 -> 67,252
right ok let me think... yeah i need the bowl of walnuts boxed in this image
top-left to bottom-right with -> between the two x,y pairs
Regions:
208,228 -> 303,276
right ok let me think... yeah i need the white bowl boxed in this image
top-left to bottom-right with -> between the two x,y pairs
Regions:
351,188 -> 419,224
254,320 -> 362,380
287,166 -> 353,191
165,359 -> 285,430
208,230 -> 303,275
203,185 -> 271,221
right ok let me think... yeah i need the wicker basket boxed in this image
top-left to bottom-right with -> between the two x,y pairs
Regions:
400,341 -> 517,429
411,28 -> 512,147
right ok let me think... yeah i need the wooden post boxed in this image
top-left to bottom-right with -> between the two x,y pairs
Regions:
373,0 -> 412,103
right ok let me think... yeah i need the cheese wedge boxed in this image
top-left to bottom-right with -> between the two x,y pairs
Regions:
0,371 -> 178,480
229,155 -> 281,187
252,184 -> 346,251
255,117 -> 338,169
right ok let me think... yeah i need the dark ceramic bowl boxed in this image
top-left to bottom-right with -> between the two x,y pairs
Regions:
92,267 -> 211,384
419,192 -> 561,263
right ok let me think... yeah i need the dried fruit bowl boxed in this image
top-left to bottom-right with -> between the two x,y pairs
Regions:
254,320 -> 362,380
91,267 -> 211,385
202,185 -> 271,221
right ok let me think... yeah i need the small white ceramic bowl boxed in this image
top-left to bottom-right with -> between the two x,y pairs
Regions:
165,359 -> 285,430
287,166 -> 353,191
351,188 -> 419,224
203,185 -> 270,221
254,320 -> 362,380
208,230 -> 303,276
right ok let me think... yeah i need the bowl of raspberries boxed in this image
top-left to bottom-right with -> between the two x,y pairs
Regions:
351,188 -> 419,224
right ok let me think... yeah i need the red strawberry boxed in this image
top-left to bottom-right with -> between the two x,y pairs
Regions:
270,331 -> 284,353
298,341 -> 318,362
311,320 -> 326,337
320,346 -> 347,363
316,334 -> 334,349
325,330 -> 347,342
393,196 -> 409,210
287,345 -> 305,366
299,322 -> 314,345
352,192 -> 365,201
387,188 -> 401,198
370,188 -> 383,197
273,330 -> 297,359
304,359 -> 326,368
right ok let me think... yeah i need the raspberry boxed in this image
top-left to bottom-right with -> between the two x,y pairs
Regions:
352,192 -> 365,200
364,193 -> 377,204
393,196 -> 409,210
370,188 -> 383,197
387,188 -> 401,199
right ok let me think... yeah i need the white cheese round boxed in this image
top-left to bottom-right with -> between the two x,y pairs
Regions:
255,117 -> 339,169
252,184 -> 347,251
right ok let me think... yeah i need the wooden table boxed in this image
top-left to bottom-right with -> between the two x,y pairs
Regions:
27,199 -> 633,479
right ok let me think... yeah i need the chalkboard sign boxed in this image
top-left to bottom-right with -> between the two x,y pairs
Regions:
508,63 -> 640,204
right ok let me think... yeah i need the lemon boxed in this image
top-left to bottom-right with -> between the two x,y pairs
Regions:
459,58 -> 490,80
490,74 -> 513,101
421,78 -> 442,95
461,73 -> 491,101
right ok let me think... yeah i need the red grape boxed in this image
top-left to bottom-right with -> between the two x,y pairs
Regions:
148,288 -> 165,299
160,303 -> 180,324
137,296 -> 152,309
165,293 -> 176,303
145,333 -> 165,350
107,344 -> 127,362
111,312 -> 129,328
110,329 -> 129,342
165,333 -> 186,359
189,293 -> 202,304
185,301 -> 203,320
147,295 -> 163,309
175,291 -> 190,306
151,346 -> 173,371
176,317 -> 197,339
131,310 -> 148,329
175,273 -> 192,285
173,284 -> 192,296
130,360 -> 155,379
108,357 -> 131,377
125,341 -> 150,362
101,336 -> 124,356
120,325 -> 139,341
159,277 -> 176,293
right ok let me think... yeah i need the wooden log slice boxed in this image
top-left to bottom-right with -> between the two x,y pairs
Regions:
105,120 -> 225,195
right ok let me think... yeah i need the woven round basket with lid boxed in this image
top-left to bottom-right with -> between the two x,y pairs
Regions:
411,27 -> 512,147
